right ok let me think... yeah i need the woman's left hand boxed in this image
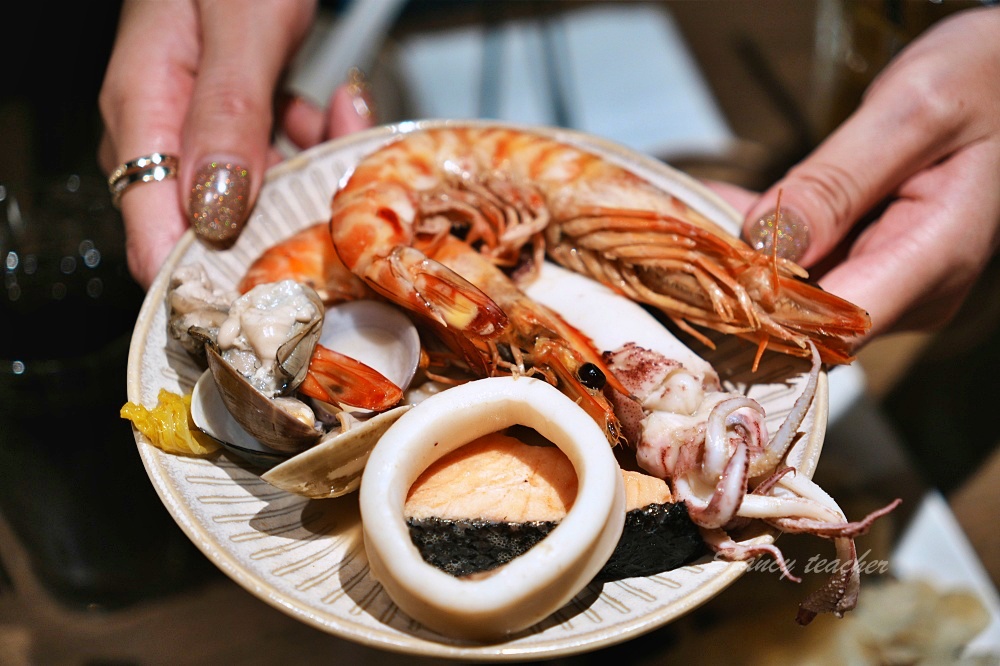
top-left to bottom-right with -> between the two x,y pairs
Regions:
722,6 -> 1000,344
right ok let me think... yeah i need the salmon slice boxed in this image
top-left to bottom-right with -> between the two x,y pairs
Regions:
405,432 -> 579,523
404,430 -> 703,580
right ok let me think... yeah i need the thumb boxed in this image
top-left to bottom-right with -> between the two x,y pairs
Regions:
741,97 -> 948,268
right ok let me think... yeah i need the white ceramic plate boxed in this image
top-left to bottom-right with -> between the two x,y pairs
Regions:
126,120 -> 827,660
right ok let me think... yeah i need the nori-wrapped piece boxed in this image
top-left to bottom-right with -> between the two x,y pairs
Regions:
595,501 -> 704,581
407,502 -> 705,581
407,518 -> 557,578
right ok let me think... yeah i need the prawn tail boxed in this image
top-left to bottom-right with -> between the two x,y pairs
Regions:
299,344 -> 403,411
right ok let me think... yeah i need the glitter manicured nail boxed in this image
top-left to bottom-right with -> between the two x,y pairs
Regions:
346,67 -> 375,121
188,159 -> 251,242
746,208 -> 810,263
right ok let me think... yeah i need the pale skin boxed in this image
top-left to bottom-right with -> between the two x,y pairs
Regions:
730,6 -> 1000,341
98,0 -> 373,290
99,2 -> 1000,348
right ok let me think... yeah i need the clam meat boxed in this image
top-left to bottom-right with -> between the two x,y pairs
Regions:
215,278 -> 325,397
167,264 -> 237,359
172,266 -> 424,473
199,279 -> 327,454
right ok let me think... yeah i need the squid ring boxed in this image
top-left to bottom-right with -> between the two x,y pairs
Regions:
359,376 -> 626,641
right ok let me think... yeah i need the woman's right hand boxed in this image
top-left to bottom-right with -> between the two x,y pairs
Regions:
98,0 -> 373,290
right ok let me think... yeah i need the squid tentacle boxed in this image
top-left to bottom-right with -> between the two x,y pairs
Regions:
699,527 -> 801,583
675,438 -> 749,529
611,339 -> 899,624
747,342 -> 821,477
796,537 -> 860,625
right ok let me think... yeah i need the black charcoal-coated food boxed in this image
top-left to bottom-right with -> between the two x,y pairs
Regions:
407,502 -> 704,581
407,518 -> 556,578
595,502 -> 705,581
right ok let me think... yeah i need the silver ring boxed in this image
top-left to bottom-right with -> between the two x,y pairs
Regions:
107,152 -> 179,208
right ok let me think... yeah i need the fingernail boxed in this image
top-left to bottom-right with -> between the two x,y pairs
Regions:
346,67 -> 375,121
746,208 -> 810,263
188,158 -> 251,243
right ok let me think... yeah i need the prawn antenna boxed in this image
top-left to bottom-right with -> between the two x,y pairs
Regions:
771,188 -> 783,293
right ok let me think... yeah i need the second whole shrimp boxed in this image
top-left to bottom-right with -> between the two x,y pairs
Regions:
327,125 -> 871,367
239,224 -> 627,444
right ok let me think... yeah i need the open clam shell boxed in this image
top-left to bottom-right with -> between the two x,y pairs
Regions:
275,286 -> 325,392
190,369 -> 291,469
318,300 -> 421,410
205,345 -> 322,454
261,404 -> 413,498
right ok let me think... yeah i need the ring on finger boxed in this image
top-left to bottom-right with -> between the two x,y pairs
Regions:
107,152 -> 179,208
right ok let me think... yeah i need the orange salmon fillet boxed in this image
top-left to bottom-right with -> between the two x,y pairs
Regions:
405,431 -> 672,523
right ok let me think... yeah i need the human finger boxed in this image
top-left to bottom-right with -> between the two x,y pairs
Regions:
818,138 -> 1000,339
326,70 -> 376,139
700,179 -> 758,221
98,0 -> 198,289
180,0 -> 316,244
741,8 -> 998,267
277,95 -> 326,150
742,91 -> 962,267
278,76 -> 376,151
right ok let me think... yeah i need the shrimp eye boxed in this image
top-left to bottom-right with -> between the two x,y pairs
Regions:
578,363 -> 606,390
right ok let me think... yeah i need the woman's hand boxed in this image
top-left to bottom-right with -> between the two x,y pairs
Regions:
738,6 -> 1000,343
98,0 -> 373,290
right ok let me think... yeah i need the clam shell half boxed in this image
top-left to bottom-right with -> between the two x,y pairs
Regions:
190,369 -> 291,469
261,405 -> 413,499
205,345 -> 322,454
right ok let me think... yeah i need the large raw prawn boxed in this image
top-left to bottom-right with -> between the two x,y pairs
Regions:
239,223 -> 626,443
327,126 -> 871,366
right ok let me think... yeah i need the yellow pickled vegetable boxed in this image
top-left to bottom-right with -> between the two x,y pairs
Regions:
121,389 -> 220,456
